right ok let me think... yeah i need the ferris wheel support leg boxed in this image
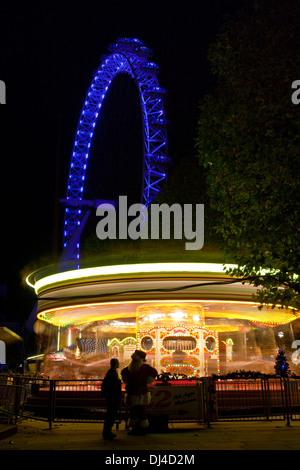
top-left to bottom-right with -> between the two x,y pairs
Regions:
58,209 -> 91,269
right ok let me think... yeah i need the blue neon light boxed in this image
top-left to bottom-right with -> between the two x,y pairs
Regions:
63,38 -> 169,265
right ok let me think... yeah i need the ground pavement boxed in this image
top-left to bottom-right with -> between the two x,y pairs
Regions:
1,419 -> 300,455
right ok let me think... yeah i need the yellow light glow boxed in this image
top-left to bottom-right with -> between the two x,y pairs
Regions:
205,324 -> 240,333
27,262 -> 238,294
36,298 -> 300,328
137,303 -> 205,329
107,337 -> 136,346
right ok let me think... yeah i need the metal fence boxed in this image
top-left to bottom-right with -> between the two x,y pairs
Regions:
21,378 -> 108,428
0,377 -> 27,424
211,377 -> 300,425
1,375 -> 300,429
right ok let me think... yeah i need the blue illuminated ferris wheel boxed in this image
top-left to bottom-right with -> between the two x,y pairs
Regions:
62,38 -> 170,266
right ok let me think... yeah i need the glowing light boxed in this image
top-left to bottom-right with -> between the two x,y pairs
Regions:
146,313 -> 166,322
67,328 -> 72,346
28,262 -> 237,295
169,311 -> 186,320
107,337 -> 136,347
35,297 -> 300,329
63,38 -> 169,264
25,275 -> 35,289
224,338 -> 234,362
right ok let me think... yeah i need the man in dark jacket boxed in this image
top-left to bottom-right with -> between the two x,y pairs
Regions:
101,358 -> 121,440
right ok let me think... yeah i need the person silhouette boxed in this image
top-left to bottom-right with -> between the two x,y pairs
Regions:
101,358 -> 121,440
121,350 -> 157,435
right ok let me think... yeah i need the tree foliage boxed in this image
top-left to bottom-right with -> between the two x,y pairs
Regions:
196,0 -> 300,310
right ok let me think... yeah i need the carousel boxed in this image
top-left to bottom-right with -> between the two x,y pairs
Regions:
26,262 -> 300,379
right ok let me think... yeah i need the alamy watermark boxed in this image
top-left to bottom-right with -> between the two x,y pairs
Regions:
291,80 -> 300,105
0,80 -> 6,104
95,196 -> 204,250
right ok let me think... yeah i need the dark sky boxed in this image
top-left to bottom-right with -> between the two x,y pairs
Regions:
0,0 -> 240,319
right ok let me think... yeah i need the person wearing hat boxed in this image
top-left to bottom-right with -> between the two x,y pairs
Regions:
121,350 -> 157,435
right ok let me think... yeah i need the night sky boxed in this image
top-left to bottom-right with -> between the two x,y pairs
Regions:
0,1 -> 241,320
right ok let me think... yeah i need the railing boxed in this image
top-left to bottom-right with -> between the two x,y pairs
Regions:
0,376 -> 27,424
21,378 -> 108,428
1,375 -> 299,429
212,377 -> 300,425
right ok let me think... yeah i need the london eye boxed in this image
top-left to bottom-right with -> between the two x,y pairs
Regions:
62,38 -> 170,266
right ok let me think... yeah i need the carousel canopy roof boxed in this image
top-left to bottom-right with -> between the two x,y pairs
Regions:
26,263 -> 299,331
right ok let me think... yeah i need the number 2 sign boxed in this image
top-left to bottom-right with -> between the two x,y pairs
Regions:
148,385 -> 203,421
